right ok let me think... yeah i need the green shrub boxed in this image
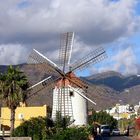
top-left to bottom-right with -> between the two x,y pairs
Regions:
12,116 -> 91,140
54,111 -> 71,129
88,110 -> 118,130
12,116 -> 54,140
51,127 -> 89,140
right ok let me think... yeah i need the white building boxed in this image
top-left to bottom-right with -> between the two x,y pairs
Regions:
51,73 -> 89,126
106,103 -> 138,120
52,86 -> 87,126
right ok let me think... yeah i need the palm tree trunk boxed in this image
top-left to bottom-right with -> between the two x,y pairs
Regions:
10,108 -> 15,135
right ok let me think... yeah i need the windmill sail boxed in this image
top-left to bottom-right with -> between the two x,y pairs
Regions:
27,76 -> 58,99
59,32 -> 74,72
70,47 -> 107,72
28,49 -> 64,76
27,76 -> 52,90
68,86 -> 96,105
52,86 -> 74,121
27,76 -> 52,97
27,32 -> 108,126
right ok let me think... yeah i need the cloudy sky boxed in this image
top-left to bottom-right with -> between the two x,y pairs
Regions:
0,0 -> 140,76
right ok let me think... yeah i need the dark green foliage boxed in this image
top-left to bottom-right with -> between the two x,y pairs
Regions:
12,117 -> 54,140
54,111 -> 70,129
12,116 -> 91,140
52,112 -> 91,140
0,65 -> 28,107
0,65 -> 29,133
88,110 -> 117,130
51,127 -> 89,140
13,110 -> 117,140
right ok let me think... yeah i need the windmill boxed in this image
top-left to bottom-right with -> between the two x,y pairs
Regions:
27,32 -> 107,126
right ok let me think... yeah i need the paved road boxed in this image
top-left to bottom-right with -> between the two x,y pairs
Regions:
102,136 -> 132,140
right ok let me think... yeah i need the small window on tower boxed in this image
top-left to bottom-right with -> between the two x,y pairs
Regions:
69,91 -> 74,96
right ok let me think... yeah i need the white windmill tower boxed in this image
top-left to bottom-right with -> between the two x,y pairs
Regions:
27,32 -> 107,126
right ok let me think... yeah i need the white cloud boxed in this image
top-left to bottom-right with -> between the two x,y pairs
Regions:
90,46 -> 138,75
113,46 -> 138,75
0,44 -> 28,65
0,0 -> 139,73
0,0 -> 138,44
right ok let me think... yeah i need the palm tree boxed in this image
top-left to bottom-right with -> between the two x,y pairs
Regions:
0,65 -> 28,134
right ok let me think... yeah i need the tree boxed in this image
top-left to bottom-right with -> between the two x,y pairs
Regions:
12,117 -> 54,140
0,65 -> 28,134
12,116 -> 89,140
88,110 -> 118,130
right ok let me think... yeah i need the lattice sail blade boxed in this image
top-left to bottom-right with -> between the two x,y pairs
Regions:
70,47 -> 107,72
27,76 -> 52,90
27,76 -> 57,99
68,85 -> 96,105
59,32 -> 74,72
28,49 -> 64,76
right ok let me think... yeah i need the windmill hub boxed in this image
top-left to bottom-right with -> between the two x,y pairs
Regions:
56,72 -> 86,88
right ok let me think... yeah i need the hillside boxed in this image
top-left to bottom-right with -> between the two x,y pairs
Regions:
20,64 -> 119,110
0,64 -> 140,110
120,85 -> 140,105
84,71 -> 140,92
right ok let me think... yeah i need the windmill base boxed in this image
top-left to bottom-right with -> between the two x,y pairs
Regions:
51,86 -> 87,126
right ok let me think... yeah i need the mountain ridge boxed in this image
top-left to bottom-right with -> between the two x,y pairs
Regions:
84,71 -> 140,92
0,64 -> 140,110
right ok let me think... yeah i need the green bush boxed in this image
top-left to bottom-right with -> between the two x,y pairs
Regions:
54,111 -> 71,129
51,127 -> 89,140
12,116 -> 54,140
12,116 -> 91,140
88,110 -> 118,130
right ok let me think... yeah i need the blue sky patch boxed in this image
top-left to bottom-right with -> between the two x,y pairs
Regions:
17,0 -> 31,9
